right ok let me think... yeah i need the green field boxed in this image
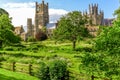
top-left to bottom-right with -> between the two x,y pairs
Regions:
0,68 -> 38,80
0,39 -> 93,80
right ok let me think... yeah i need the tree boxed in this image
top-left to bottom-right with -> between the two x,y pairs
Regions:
114,6 -> 120,19
0,13 -> 20,47
53,11 -> 89,50
35,30 -> 47,41
80,5 -> 120,80
80,21 -> 120,80
37,63 -> 50,80
0,8 -> 9,16
80,52 -> 105,80
49,60 -> 69,80
96,25 -> 120,79
38,60 -> 69,80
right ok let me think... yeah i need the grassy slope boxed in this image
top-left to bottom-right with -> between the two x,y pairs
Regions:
0,68 -> 39,80
0,39 -> 92,79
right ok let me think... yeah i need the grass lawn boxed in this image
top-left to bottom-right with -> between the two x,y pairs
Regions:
0,68 -> 39,80
0,39 -> 93,79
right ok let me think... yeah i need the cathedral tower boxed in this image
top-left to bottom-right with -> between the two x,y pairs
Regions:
88,4 -> 104,26
27,18 -> 34,37
34,0 -> 49,36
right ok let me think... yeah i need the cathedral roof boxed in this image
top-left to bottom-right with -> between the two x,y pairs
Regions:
46,23 -> 57,29
14,26 -> 25,32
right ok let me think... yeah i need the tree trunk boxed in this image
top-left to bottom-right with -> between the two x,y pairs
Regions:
91,75 -> 94,80
73,41 -> 76,50
0,40 -> 2,48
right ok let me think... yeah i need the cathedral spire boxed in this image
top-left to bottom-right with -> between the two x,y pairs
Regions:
42,0 -> 44,4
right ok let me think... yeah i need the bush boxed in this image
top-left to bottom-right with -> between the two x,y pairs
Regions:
37,60 -> 69,80
49,60 -> 69,80
0,56 -> 5,61
94,26 -> 120,53
37,63 -> 50,80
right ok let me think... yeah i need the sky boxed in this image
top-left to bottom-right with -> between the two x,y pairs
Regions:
0,0 -> 119,26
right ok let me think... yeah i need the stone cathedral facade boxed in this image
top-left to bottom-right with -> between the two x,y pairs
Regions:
84,4 -> 104,36
14,1 -> 112,40
34,1 -> 49,36
27,0 -> 49,38
14,0 -> 49,41
88,4 -> 104,26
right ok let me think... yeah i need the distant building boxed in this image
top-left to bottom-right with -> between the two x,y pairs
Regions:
14,25 -> 27,41
14,25 -> 24,35
86,26 -> 99,37
84,4 -> 104,36
84,4 -> 104,26
34,0 -> 49,37
14,0 -> 49,40
104,18 -> 115,26
14,1 -> 115,40
46,23 -> 57,37
26,18 -> 34,38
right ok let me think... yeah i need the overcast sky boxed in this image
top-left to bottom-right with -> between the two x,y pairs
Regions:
0,0 -> 119,26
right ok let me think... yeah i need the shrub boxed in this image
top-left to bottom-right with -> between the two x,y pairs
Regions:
94,26 -> 120,52
0,56 -> 5,61
37,63 -> 50,80
37,60 -> 69,80
49,60 -> 69,80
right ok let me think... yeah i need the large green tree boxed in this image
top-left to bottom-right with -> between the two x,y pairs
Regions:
53,11 -> 89,50
80,21 -> 120,80
80,5 -> 120,80
0,9 -> 20,47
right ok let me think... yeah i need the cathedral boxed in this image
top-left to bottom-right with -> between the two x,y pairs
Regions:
84,4 -> 104,36
87,4 -> 104,26
14,0 -> 113,40
27,0 -> 49,38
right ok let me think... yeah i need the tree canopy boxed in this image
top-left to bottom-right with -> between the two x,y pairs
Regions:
53,11 -> 89,50
80,20 -> 120,80
0,9 -> 20,47
0,8 -> 9,16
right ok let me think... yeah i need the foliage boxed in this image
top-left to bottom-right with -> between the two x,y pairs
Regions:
35,31 -> 47,41
0,68 -> 38,80
114,6 -> 120,19
80,20 -> 120,79
38,60 -> 69,80
53,11 -> 89,50
95,21 -> 120,79
79,52 -> 105,78
0,29 -> 21,47
49,60 -> 69,80
0,14 -> 14,30
0,8 -> 9,16
94,25 -> 120,52
41,26 -> 47,33
37,63 -> 50,80
27,37 -> 36,42
0,14 -> 21,47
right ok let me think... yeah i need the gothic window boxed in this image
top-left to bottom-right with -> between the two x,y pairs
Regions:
37,7 -> 39,12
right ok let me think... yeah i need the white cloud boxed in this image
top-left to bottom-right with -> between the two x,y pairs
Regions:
49,9 -> 68,15
3,2 -> 69,26
3,2 -> 35,8
7,8 -> 35,26
49,9 -> 68,23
